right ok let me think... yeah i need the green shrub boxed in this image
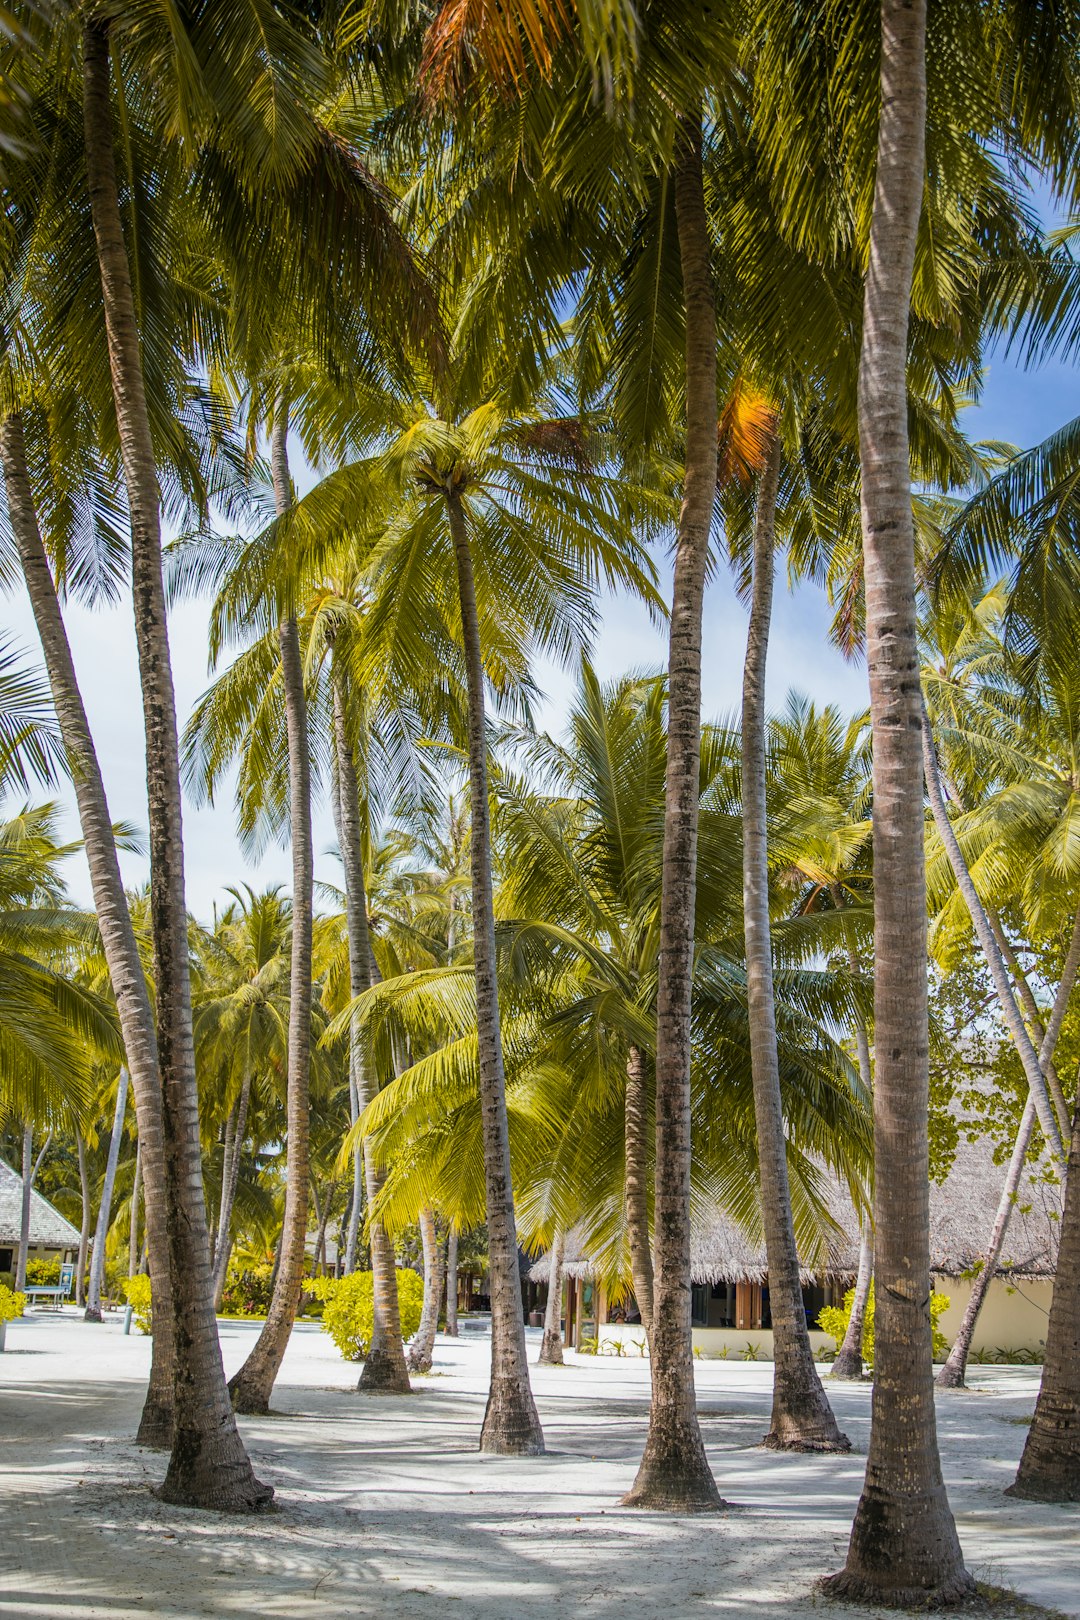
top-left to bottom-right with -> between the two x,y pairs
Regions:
25,1257 -> 60,1286
0,1285 -> 26,1323
121,1274 -> 153,1335
220,1262 -> 276,1317
818,1281 -> 951,1366
303,1269 -> 424,1361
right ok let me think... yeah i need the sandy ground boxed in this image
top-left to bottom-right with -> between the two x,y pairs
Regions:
0,1309 -> 1076,1620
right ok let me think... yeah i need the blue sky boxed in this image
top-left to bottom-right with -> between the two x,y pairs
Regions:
4,339 -> 1079,915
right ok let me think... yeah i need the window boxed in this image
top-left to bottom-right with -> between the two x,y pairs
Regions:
691,1284 -> 709,1327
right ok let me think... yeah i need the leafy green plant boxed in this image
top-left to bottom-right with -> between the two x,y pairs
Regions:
0,1285 -> 26,1323
577,1334 -> 599,1356
817,1281 -> 951,1366
121,1274 -> 152,1335
220,1262 -> 277,1318
742,1341 -> 762,1362
25,1257 -> 60,1285
632,1337 -> 648,1357
303,1269 -> 424,1362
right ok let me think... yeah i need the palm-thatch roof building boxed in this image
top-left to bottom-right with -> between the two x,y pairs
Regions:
530,1129 -> 1057,1359
0,1158 -> 80,1279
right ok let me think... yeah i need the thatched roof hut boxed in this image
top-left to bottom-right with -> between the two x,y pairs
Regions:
0,1158 -> 80,1254
528,1128 -> 1059,1288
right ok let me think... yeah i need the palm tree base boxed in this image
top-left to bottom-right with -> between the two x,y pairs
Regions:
537,1331 -> 564,1366
1008,1415 -> 1080,1502
357,1349 -> 413,1394
935,1361 -> 969,1391
821,1482 -> 976,1608
136,1397 -> 174,1451
621,1422 -> 726,1513
763,1430 -> 851,1453
158,1447 -> 275,1513
406,1347 -> 433,1374
479,1373 -> 545,1455
828,1350 -> 864,1382
819,1571 -> 980,1611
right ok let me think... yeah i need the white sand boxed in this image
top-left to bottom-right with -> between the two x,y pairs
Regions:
0,1308 -> 1075,1619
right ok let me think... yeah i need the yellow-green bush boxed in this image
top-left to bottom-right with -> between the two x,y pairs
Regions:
121,1274 -> 152,1335
0,1284 -> 26,1323
25,1257 -> 60,1285
818,1280 -> 951,1365
304,1269 -> 424,1361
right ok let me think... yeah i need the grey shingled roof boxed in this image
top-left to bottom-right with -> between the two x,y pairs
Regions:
0,1157 -> 80,1249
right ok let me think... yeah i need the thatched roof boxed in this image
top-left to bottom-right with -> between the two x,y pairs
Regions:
0,1158 -> 80,1251
529,1128 -> 1059,1288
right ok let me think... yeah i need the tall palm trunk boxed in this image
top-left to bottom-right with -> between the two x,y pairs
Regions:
623,113 -> 722,1512
343,1066 -> 364,1275
832,910 -> 874,1383
86,1067 -> 129,1321
129,1137 -> 141,1278
1010,1085 -> 1080,1500
447,483 -> 544,1455
988,906 -> 1072,1134
445,1228 -> 459,1336
538,1231 -> 565,1366
81,18 -> 267,1507
823,0 -> 972,1601
741,432 -> 849,1451
15,1124 -> 32,1289
921,706 -> 1064,1153
212,1073 -> 251,1313
408,1208 -> 446,1373
0,410 -> 174,1444
229,404 -> 313,1415
938,909 -> 1080,1388
76,1137 -> 91,1308
333,670 -> 412,1392
623,1043 -> 654,1342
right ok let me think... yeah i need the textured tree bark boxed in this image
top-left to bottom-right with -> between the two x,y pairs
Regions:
1010,1088 -> 1080,1499
1,410 -> 174,1446
212,1107 -> 237,1268
76,1137 -> 91,1308
407,1208 -> 446,1372
15,1125 -> 32,1290
831,1229 -> 874,1382
822,0 -> 973,1600
86,1068 -> 129,1321
447,484 -> 544,1455
445,1228 -> 460,1336
922,706 -> 1063,1156
623,1044 -> 654,1344
128,1136 -> 142,1278
538,1232 -> 565,1366
212,1073 -> 251,1313
82,19 -> 268,1505
229,404 -> 313,1416
741,433 -> 849,1450
332,671 -> 412,1393
623,113 -> 723,1512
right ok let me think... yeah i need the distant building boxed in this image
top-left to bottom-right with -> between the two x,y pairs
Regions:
0,1158 -> 80,1278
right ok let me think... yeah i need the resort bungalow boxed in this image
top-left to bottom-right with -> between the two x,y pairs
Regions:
0,1158 -> 80,1282
531,1131 -> 1058,1360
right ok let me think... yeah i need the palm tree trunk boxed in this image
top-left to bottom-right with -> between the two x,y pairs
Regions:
81,18 -> 268,1507
15,1124 -> 32,1290
538,1232 -> 565,1366
445,1228 -> 459,1336
212,1072 -> 251,1313
407,1208 -> 446,1373
86,1068 -> 129,1321
0,410 -> 174,1445
447,484 -> 544,1456
987,907 -> 1072,1137
823,1 -> 973,1601
343,1066 -> 364,1275
1010,1085 -> 1080,1500
332,669 -> 412,1392
741,432 -> 848,1450
832,1230 -> 874,1382
921,705 -> 1063,1154
129,1137 -> 141,1278
937,908 -> 1079,1388
213,1107 -> 237,1267
623,1043 -> 654,1342
623,111 -> 722,1512
76,1137 -> 91,1308
229,402 -> 313,1415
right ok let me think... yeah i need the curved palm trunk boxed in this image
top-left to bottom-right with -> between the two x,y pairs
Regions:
0,410 -> 174,1445
1010,1086 -> 1080,1500
86,1067 -> 129,1321
212,1072 -> 251,1313
921,706 -> 1064,1155
15,1125 -> 32,1290
938,905 -> 1080,1388
538,1232 -> 565,1366
445,1228 -> 459,1336
623,113 -> 722,1512
624,1044 -> 654,1342
407,1208 -> 446,1373
447,485 -> 544,1456
741,432 -> 848,1451
343,1066 -> 364,1275
333,671 -> 412,1392
988,908 -> 1072,1136
832,1229 -> 874,1382
129,1137 -> 142,1278
82,20 -> 267,1506
229,405 -> 313,1415
76,1137 -> 91,1308
823,1 -> 972,1601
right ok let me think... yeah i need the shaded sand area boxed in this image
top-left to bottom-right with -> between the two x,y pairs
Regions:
0,1311 -> 1076,1619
